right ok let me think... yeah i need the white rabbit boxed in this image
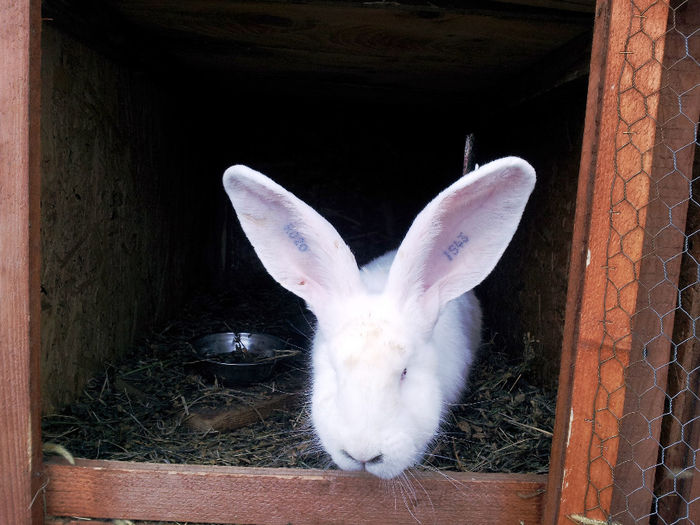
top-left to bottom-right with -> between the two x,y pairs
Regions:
222,157 -> 535,479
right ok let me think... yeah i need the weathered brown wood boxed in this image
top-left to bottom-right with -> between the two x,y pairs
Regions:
47,521 -> 112,525
43,0 -> 593,102
656,198 -> 700,525
186,393 -> 297,432
544,0 -> 673,522
39,24 -> 216,413
654,50 -> 700,523
609,2 -> 700,522
0,0 -> 43,524
668,205 -> 700,521
45,459 -> 546,524
487,0 -> 595,12
543,0 -> 620,520
47,521 -> 111,525
49,520 -> 211,525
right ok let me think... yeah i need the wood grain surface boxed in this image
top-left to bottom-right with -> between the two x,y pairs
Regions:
42,0 -> 594,101
0,0 -> 43,524
45,459 -> 546,524
543,0 -> 697,523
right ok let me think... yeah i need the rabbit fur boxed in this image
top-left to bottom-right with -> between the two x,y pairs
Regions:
222,157 -> 535,479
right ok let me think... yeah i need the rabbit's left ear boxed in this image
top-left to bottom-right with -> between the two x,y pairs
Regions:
386,157 -> 535,321
223,165 -> 363,314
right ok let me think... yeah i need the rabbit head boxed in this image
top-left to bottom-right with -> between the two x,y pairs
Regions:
223,158 -> 535,478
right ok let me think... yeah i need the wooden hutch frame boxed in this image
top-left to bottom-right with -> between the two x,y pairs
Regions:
2,0 -> 696,522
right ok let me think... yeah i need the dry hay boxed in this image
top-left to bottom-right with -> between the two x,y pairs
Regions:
42,279 -> 555,475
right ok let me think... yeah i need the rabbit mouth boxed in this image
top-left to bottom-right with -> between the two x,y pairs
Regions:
366,458 -> 413,479
334,449 -> 413,479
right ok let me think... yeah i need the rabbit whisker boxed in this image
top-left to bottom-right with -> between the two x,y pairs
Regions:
396,472 -> 423,525
294,301 -> 317,337
387,478 -> 399,512
421,452 -> 458,464
406,467 -> 436,523
401,471 -> 418,506
417,463 -> 472,501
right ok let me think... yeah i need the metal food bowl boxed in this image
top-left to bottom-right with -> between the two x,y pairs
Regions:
188,332 -> 299,385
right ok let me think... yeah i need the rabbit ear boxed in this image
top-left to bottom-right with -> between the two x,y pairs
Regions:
386,157 -> 535,321
223,165 -> 363,313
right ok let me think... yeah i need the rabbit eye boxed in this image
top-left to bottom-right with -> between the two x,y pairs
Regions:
401,368 -> 407,381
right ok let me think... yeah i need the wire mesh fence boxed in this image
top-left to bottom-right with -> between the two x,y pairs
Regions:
583,0 -> 699,523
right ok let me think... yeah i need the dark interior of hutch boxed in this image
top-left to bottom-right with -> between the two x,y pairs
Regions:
39,0 -> 594,474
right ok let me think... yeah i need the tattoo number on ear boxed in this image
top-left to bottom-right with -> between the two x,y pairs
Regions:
443,232 -> 469,262
284,223 -> 309,252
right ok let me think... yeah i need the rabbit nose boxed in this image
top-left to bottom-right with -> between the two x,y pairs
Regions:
367,453 -> 384,465
342,450 -> 384,465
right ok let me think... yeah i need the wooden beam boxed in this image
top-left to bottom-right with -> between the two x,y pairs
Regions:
0,0 -> 43,524
543,0 -> 674,522
43,0 -> 592,102
45,459 -> 546,524
542,0 -> 621,518
486,0 -> 596,13
655,165 -> 700,524
47,521 -> 112,525
609,2 -> 700,522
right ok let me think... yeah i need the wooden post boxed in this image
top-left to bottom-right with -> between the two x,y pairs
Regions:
543,0 -> 637,519
609,2 -> 700,522
544,0 -> 676,524
0,0 -> 43,524
545,0 -> 699,523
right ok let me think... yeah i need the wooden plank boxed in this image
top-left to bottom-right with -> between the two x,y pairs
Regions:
666,215 -> 700,523
543,0 -> 671,522
542,0 -> 622,520
656,192 -> 700,524
609,2 -> 700,522
47,521 -> 111,525
486,0 -> 596,13
0,0 -> 43,524
185,393 -> 298,432
45,459 -> 546,524
43,0 -> 592,101
40,24 -> 216,414
652,7 -> 700,519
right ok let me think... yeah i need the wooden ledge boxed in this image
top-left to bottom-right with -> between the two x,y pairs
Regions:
45,459 -> 546,524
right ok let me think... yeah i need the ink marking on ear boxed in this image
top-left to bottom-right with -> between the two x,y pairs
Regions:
284,223 -> 309,252
443,232 -> 469,261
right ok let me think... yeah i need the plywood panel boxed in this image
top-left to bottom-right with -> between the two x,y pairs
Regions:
40,25 -> 217,413
43,0 -> 594,101
476,77 -> 588,386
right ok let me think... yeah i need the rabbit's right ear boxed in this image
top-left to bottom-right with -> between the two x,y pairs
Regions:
386,157 -> 536,324
223,165 -> 363,314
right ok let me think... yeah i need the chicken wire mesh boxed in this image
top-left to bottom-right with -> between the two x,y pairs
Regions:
583,0 -> 699,523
